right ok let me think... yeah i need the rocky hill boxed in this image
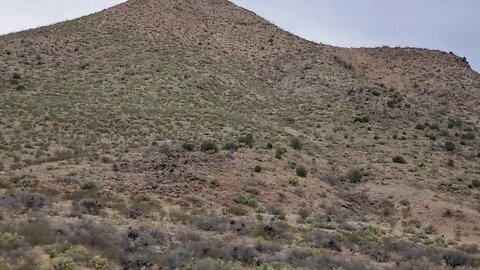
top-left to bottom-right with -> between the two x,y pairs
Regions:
0,0 -> 479,269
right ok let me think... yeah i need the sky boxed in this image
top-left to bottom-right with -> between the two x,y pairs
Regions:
0,0 -> 478,71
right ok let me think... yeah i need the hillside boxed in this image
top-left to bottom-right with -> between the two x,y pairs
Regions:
0,0 -> 479,269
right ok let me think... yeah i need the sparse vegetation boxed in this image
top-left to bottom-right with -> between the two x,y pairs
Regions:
0,1 -> 479,269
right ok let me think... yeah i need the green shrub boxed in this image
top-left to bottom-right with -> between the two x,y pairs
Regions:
461,132 -> 475,140
256,263 -> 296,270
400,199 -> 410,206
447,159 -> 455,167
472,179 -> 480,188
81,181 -> 98,191
288,179 -> 299,186
345,168 -> 363,183
344,225 -> 384,245
12,73 -> 21,80
415,124 -> 425,130
289,138 -> 303,150
296,166 -> 307,177
208,178 -> 221,188
225,205 -> 249,216
10,175 -> 39,188
245,187 -> 260,196
223,142 -> 239,151
201,141 -> 219,153
298,208 -> 311,220
181,142 -> 195,151
275,148 -> 287,159
445,141 -> 456,152
254,165 -> 262,173
238,134 -> 254,148
233,194 -> 258,207
392,156 -> 407,164
353,116 -> 369,123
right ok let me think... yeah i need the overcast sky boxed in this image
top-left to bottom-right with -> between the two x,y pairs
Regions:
0,0 -> 478,71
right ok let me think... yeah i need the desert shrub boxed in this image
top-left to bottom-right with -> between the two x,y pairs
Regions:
238,134 -> 254,148
254,165 -> 262,173
0,232 -> 24,249
399,199 -> 410,206
184,258 -> 243,270
201,141 -> 218,153
289,138 -> 302,150
122,199 -> 163,220
472,179 -> 480,188
12,73 -> 21,80
225,205 -> 249,216
81,181 -> 98,191
282,248 -> 372,270
245,187 -> 260,196
442,250 -> 477,268
256,223 -> 291,242
378,199 -> 395,217
288,178 -> 299,186
415,124 -> 425,130
256,263 -> 296,270
122,248 -> 158,270
208,178 -> 220,188
461,132 -> 475,140
191,215 -> 227,232
267,205 -> 286,220
392,156 -> 407,164
16,220 -> 59,245
298,208 -> 311,220
275,148 -> 287,159
234,194 -> 258,208
100,156 -> 112,163
61,221 -> 126,260
0,162 -> 4,171
445,141 -> 456,152
477,152 -> 480,158
353,116 -> 369,123
345,168 -> 363,183
162,241 -> 259,269
343,225 -> 384,246
0,192 -> 48,211
447,159 -> 455,167
181,142 -> 195,151
309,231 -> 341,250
72,198 -> 104,216
9,175 -> 39,188
458,243 -> 479,254
223,142 -> 240,151
266,143 -> 273,149
296,166 -> 307,177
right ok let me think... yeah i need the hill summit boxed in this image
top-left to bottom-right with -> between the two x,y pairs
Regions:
0,0 -> 479,269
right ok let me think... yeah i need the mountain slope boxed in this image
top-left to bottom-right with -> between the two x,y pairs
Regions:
0,0 -> 479,269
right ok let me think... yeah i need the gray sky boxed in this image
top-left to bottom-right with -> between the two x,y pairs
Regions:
0,0 -> 478,71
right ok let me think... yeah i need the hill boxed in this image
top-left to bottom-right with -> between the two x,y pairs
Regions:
0,0 -> 479,269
